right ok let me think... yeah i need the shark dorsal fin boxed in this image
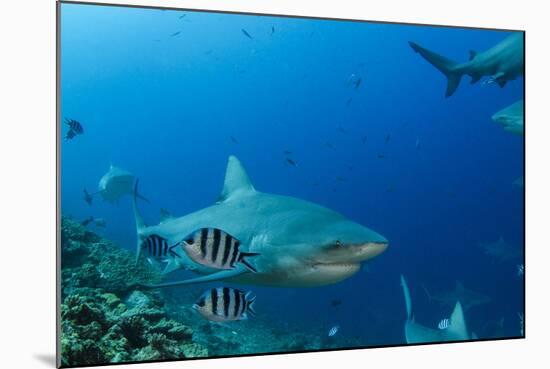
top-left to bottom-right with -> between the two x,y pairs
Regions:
218,156 -> 256,202
448,301 -> 469,339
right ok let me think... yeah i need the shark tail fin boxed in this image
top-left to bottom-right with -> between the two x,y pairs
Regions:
133,179 -> 147,265
239,252 -> 260,273
409,41 -> 463,97
246,292 -> 257,316
400,275 -> 413,320
448,301 -> 469,339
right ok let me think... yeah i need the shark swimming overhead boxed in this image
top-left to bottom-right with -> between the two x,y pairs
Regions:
98,165 -> 148,204
409,33 -> 524,97
492,100 -> 524,135
135,155 -> 388,288
401,275 -> 474,344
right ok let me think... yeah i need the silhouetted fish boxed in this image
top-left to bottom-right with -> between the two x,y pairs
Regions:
283,150 -> 292,155
346,97 -> 353,106
330,299 -> 342,307
81,216 -> 94,227
377,154 -> 385,159
325,142 -> 335,150
241,29 -> 253,40
385,134 -> 391,144
285,158 -> 297,167
179,14 -> 186,19
230,136 -> 238,144
83,188 -> 93,205
271,26 -> 275,34
337,124 -> 346,134
354,78 -> 362,89
170,31 -> 181,37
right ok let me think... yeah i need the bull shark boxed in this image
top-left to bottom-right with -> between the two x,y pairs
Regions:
135,155 -> 388,288
409,32 -> 524,97
492,100 -> 524,135
423,281 -> 491,312
98,164 -> 148,204
401,275 -> 474,344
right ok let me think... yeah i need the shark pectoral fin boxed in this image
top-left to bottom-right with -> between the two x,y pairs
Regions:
139,266 -> 249,289
400,275 -> 413,320
448,301 -> 469,340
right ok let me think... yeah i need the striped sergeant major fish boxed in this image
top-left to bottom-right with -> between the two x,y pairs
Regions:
194,287 -> 256,322
141,234 -> 177,265
65,118 -> 84,134
438,318 -> 451,330
179,228 -> 259,272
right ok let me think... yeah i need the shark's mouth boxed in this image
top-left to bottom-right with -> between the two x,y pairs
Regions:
312,262 -> 360,271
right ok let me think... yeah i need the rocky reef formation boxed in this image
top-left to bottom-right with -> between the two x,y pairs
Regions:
60,217 -> 208,366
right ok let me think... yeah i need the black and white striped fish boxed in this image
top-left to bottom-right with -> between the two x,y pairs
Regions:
179,228 -> 259,272
438,318 -> 451,330
65,118 -> 84,134
141,234 -> 177,264
193,287 -> 256,322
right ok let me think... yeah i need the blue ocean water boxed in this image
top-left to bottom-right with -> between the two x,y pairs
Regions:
60,3 -> 524,351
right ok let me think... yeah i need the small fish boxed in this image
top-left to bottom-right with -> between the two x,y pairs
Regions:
170,31 -> 181,37
337,124 -> 346,134
377,154 -> 385,159
330,299 -> 342,307
93,218 -> 106,228
80,216 -> 94,227
194,287 -> 256,322
141,234 -> 176,263
328,325 -> 340,337
65,118 -> 84,134
179,228 -> 259,272
271,26 -> 275,34
518,312 -> 524,336
385,134 -> 391,144
325,142 -> 335,150
82,188 -> 93,205
65,129 -> 77,140
230,136 -> 238,144
438,318 -> 450,330
517,264 -> 524,277
179,14 -> 187,19
348,165 -> 354,171
354,78 -> 362,89
283,150 -> 292,155
336,176 -> 346,182
241,29 -> 253,40
285,158 -> 297,167
346,97 -> 353,106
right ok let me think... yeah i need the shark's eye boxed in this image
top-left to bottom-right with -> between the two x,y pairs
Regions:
335,240 -> 342,248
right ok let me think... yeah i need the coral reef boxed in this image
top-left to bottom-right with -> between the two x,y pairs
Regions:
60,217 -> 208,366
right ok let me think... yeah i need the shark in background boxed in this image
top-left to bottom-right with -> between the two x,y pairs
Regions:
135,155 -> 389,288
423,281 -> 491,312
492,100 -> 524,135
97,165 -> 148,204
409,33 -> 524,97
479,237 -> 522,263
401,275 -> 475,344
